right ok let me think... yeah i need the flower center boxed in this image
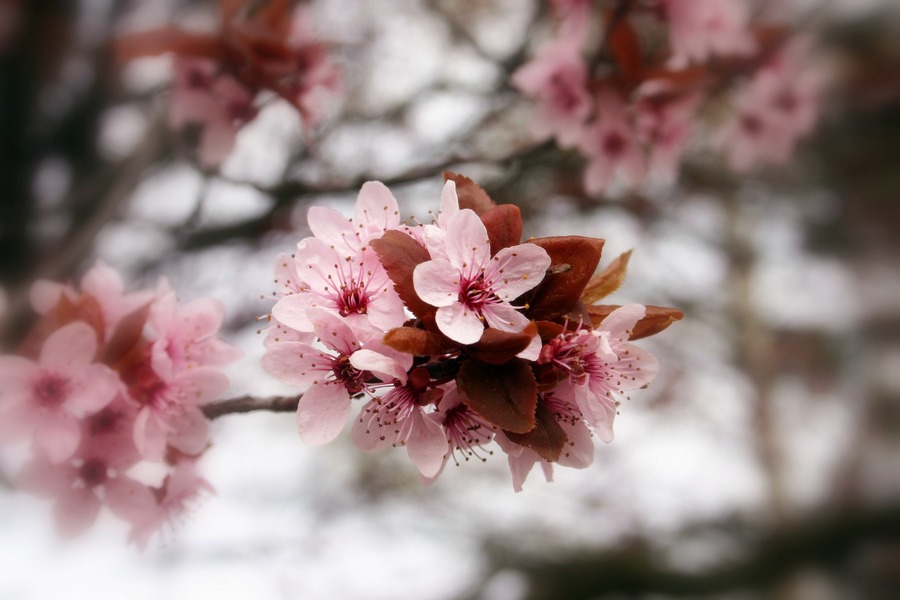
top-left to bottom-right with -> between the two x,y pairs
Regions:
79,459 -> 108,488
740,113 -> 763,136
33,373 -> 70,407
603,131 -> 626,157
338,282 -> 368,317
333,354 -> 365,394
460,274 -> 496,313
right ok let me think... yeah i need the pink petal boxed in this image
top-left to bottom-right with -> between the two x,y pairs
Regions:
81,261 -> 124,305
599,303 -> 646,343
489,244 -> 551,299
507,449 -> 539,493
613,342 -> 660,390
54,489 -> 102,538
354,181 -> 400,232
351,399 -> 393,452
308,308 -> 360,356
171,368 -> 231,406
0,403 -> 38,445
65,364 -> 119,415
17,459 -> 74,497
105,477 -> 158,524
271,293 -> 318,333
349,349 -> 407,383
557,419 -> 595,469
168,407 -> 210,455
445,209 -> 491,275
435,302 -> 485,345
29,280 -> 66,314
574,384 -> 616,443
133,408 -> 167,461
261,341 -> 330,387
296,382 -> 351,446
406,410 -> 448,478
583,156 -> 613,195
180,297 -> 226,339
307,206 -> 355,249
35,410 -> 80,463
39,321 -> 98,370
413,259 -> 459,308
481,303 -> 530,333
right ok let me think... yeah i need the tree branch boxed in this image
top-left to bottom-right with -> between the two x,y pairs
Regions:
202,393 -> 301,420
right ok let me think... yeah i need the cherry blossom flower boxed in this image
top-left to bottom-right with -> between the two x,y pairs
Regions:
0,322 -> 119,463
305,181 -> 402,254
149,286 -> 243,379
635,84 -> 701,184
512,38 -> 593,148
271,238 -> 405,334
579,92 -> 645,194
661,0 -> 755,64
424,384 -> 496,482
352,369 -> 447,478
413,209 -> 551,345
261,307 -> 411,445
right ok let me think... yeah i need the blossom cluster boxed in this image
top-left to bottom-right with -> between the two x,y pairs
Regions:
0,263 -> 240,545
262,174 -> 681,491
116,0 -> 341,165
512,0 -> 826,194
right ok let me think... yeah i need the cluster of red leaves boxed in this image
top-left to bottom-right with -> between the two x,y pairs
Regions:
373,173 -> 682,461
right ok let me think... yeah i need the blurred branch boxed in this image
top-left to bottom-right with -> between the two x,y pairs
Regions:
202,393 -> 301,419
509,503 -> 900,599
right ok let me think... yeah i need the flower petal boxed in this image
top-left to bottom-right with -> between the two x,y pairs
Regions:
168,407 -> 210,455
35,411 -> 81,463
296,383 -> 351,446
54,489 -> 102,538
435,302 -> 484,345
105,477 -> 157,524
349,349 -> 406,383
39,321 -> 98,370
413,259 -> 459,308
406,410 -> 448,478
489,243 -> 552,300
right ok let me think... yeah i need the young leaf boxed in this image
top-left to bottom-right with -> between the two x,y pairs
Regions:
609,17 -> 643,84
443,172 -> 496,215
587,304 -> 684,340
370,231 -> 434,320
99,301 -> 152,367
481,204 -> 523,255
581,249 -> 632,304
466,323 -> 536,365
383,326 -> 456,356
525,236 -> 605,321
504,401 -> 567,462
456,358 -> 537,433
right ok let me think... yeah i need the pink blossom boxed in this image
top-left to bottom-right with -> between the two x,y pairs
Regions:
635,84 -> 701,184
661,0 -> 755,63
128,362 -> 229,461
168,58 -> 257,166
579,92 -> 645,194
495,393 -> 594,492
261,308 -> 411,445
305,181 -> 402,254
420,180 -> 461,260
17,413 -> 153,538
424,384 -> 496,482
271,238 -> 406,334
539,305 -> 658,441
352,369 -> 447,477
149,287 -> 243,379
413,209 -> 551,346
129,459 -> 214,549
0,322 -> 119,463
511,38 -> 593,148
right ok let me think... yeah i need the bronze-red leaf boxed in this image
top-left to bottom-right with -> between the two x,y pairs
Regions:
466,323 -> 536,365
504,401 -> 567,462
525,236 -> 605,321
586,304 -> 684,340
443,172 -> 496,216
481,204 -> 523,255
99,301 -> 152,367
609,17 -> 643,84
456,358 -> 537,434
383,326 -> 455,356
581,249 -> 632,304
370,230 -> 434,320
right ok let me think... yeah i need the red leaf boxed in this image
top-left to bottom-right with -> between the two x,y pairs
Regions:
581,249 -> 632,304
383,326 -> 455,356
99,301 -> 152,367
113,29 -> 224,64
370,230 -> 434,320
466,323 -> 536,365
443,172 -> 496,216
504,401 -> 567,462
525,236 -> 605,321
609,18 -> 643,84
586,304 -> 684,340
456,358 -> 537,433
481,204 -> 523,255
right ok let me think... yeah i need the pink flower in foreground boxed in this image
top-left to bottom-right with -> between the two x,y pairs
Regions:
541,304 -> 659,441
579,92 -> 645,194
511,38 -> 593,148
0,322 -> 118,463
261,308 -> 411,445
305,181 -> 402,254
413,209 -> 551,346
352,368 -> 447,478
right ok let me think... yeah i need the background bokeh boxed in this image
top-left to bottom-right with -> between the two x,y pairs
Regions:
1,1 -> 899,598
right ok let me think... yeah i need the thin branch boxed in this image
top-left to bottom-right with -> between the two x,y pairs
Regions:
202,393 -> 301,419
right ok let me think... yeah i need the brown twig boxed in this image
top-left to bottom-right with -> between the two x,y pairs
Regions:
202,393 -> 301,420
